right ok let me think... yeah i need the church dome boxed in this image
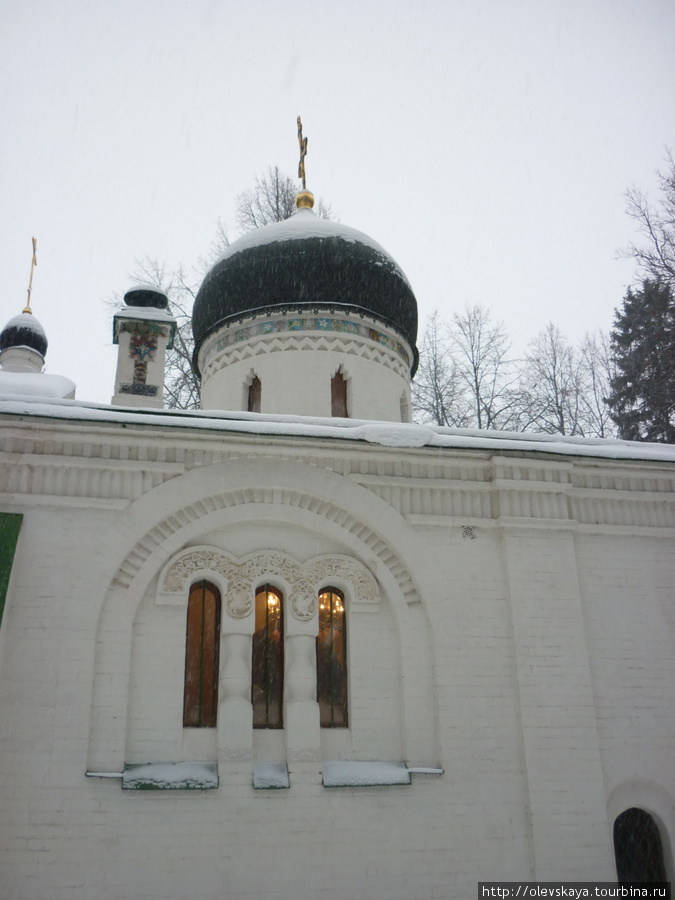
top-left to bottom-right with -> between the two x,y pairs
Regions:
124,285 -> 169,309
191,208 -> 419,376
0,311 -> 48,358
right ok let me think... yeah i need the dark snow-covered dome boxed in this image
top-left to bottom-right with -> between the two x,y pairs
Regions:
191,208 -> 419,375
0,311 -> 48,358
124,285 -> 169,309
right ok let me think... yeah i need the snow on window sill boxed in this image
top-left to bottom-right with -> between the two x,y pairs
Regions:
252,762 -> 290,789
322,760 -> 411,787
122,761 -> 218,790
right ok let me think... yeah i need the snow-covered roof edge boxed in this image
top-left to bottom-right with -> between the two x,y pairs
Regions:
0,371 -> 76,400
113,305 -> 176,323
1,393 -> 674,464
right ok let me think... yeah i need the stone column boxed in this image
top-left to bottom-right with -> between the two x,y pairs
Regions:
218,586 -> 255,762
285,580 -> 321,766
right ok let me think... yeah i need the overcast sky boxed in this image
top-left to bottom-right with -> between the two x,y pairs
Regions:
1,0 -> 674,403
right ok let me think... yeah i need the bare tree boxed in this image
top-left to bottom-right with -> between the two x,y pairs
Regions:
411,311 -> 470,426
515,323 -> 587,435
112,168 -> 333,410
450,304 -> 518,430
120,223 -> 230,409
236,166 -> 332,232
162,267 -> 204,410
413,312 -> 618,437
578,330 -> 618,438
622,149 -> 675,288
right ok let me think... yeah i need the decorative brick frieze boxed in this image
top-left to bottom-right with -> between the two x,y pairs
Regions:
353,456 -> 675,533
116,487 -> 417,601
0,451 -> 183,502
1,420 -> 674,535
200,314 -> 413,378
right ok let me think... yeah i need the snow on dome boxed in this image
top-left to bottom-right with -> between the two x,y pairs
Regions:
124,284 -> 169,309
213,208 -> 411,285
0,311 -> 48,357
126,283 -> 167,294
1,312 -> 47,339
192,207 -> 419,376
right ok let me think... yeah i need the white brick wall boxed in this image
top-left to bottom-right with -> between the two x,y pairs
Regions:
0,420 -> 673,898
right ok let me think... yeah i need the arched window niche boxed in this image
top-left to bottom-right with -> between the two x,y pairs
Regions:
252,585 -> 284,729
331,368 -> 348,418
317,587 -> 348,728
614,807 -> 668,884
183,580 -> 221,728
247,374 -> 262,413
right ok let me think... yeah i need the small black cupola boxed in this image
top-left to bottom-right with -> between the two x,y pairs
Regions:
0,311 -> 48,359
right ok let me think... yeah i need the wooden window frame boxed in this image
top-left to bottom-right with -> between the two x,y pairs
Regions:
183,580 -> 221,728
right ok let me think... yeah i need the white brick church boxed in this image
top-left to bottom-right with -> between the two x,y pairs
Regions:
0,184 -> 673,899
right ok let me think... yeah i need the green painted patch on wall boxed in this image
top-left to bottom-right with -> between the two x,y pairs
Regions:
0,513 -> 22,628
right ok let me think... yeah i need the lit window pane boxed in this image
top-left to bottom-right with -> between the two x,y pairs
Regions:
252,586 -> 284,728
317,588 -> 348,727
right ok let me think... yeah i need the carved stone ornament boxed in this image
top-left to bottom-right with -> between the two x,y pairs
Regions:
239,552 -> 302,585
225,576 -> 254,618
303,556 -> 379,606
352,572 -> 379,605
289,580 -> 317,621
162,549 -> 236,593
160,548 -> 380,619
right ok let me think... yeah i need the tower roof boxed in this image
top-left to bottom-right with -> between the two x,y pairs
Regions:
191,208 -> 419,376
123,285 -> 169,309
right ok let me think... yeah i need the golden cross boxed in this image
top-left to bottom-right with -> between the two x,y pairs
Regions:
297,116 -> 308,189
24,237 -> 37,314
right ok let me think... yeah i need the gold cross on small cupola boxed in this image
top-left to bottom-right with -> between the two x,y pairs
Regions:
295,116 -> 314,209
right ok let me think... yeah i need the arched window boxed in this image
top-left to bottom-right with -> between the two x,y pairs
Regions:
317,587 -> 348,727
248,375 -> 262,413
331,369 -> 348,418
614,807 -> 668,883
252,585 -> 284,728
400,392 -> 411,423
183,580 -> 221,728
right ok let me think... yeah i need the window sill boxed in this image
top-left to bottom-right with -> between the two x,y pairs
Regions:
252,762 -> 290,789
321,760 -> 411,787
122,761 -> 218,790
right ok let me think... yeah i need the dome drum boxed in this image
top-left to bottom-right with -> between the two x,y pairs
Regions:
198,309 -> 414,380
198,320 -> 413,421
